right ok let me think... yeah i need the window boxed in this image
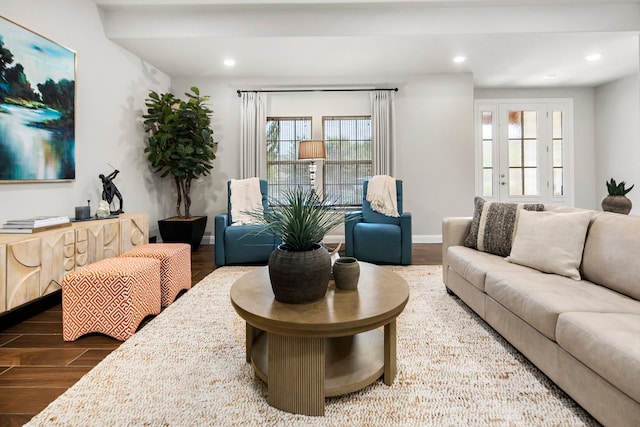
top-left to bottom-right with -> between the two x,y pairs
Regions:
323,116 -> 372,207
266,116 -> 372,207
266,117 -> 311,202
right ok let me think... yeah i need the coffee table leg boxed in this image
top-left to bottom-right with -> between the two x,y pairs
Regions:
384,319 -> 397,385
268,333 -> 325,416
245,323 -> 256,363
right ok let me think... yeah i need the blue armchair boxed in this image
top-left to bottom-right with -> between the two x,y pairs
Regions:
345,179 -> 412,265
214,179 -> 279,266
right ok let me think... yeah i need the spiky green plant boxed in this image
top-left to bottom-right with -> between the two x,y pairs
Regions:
606,178 -> 634,196
244,187 -> 347,252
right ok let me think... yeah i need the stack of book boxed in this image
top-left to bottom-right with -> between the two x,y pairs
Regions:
0,216 -> 72,234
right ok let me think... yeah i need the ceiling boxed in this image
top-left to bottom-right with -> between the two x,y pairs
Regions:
94,0 -> 640,88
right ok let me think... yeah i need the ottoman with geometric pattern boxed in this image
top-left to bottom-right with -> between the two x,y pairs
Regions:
121,243 -> 191,307
62,257 -> 162,341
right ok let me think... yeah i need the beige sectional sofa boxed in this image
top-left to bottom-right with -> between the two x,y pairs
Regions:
442,206 -> 640,427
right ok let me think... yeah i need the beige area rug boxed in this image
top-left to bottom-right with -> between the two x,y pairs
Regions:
27,266 -> 598,426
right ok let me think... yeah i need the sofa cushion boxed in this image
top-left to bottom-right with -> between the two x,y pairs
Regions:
556,312 -> 640,403
485,271 -> 640,341
464,197 -> 544,257
582,212 -> 640,300
447,246 -> 537,292
507,210 -> 593,280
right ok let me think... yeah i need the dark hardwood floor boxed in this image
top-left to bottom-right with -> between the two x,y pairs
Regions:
0,243 -> 441,426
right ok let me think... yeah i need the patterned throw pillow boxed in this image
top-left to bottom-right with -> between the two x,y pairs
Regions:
464,197 -> 545,257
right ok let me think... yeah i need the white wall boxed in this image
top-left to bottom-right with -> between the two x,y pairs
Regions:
0,0 -> 171,236
174,73 -> 475,243
474,87 -> 597,210
594,73 -> 640,215
394,74 -> 475,240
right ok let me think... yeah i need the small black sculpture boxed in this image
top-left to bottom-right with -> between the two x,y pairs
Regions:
99,169 -> 124,214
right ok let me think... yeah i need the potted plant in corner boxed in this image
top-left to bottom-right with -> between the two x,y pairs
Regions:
602,178 -> 634,214
142,87 -> 218,250
245,187 -> 347,304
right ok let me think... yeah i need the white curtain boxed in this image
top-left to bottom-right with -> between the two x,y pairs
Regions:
239,92 -> 267,179
370,90 -> 396,176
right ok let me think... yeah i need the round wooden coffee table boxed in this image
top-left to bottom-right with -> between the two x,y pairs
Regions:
230,262 -> 409,416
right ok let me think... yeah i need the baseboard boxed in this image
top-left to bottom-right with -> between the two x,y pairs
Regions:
412,235 -> 443,243
202,233 -> 215,245
200,233 -> 442,245
0,290 -> 62,331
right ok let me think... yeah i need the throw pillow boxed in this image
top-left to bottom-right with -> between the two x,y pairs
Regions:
507,210 -> 593,280
464,197 -> 544,257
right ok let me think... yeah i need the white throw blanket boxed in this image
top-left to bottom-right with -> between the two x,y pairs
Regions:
230,178 -> 263,225
366,175 -> 399,217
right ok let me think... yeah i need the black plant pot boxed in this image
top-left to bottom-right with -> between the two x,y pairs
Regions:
268,243 -> 331,304
601,195 -> 632,215
158,215 -> 207,251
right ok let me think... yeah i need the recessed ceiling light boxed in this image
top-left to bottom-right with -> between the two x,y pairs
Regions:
543,74 -> 557,79
453,56 -> 467,64
223,58 -> 236,67
586,53 -> 602,62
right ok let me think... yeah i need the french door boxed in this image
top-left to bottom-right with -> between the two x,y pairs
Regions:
474,99 -> 574,205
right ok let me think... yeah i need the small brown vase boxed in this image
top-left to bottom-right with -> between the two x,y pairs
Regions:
333,257 -> 360,290
601,195 -> 632,215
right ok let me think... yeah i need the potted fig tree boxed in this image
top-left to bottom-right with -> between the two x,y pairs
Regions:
142,87 -> 218,250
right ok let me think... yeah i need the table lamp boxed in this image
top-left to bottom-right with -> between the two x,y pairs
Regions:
298,140 -> 326,190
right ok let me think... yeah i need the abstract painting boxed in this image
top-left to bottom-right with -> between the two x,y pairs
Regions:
0,16 -> 76,182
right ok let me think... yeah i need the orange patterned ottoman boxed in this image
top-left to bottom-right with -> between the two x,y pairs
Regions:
62,257 -> 161,341
121,243 -> 191,307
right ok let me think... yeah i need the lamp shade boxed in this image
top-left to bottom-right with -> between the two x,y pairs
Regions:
298,140 -> 326,160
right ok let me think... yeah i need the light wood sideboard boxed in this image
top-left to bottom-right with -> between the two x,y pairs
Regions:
0,213 -> 148,314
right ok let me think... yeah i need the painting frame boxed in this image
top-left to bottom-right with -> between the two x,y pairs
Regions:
0,15 -> 77,183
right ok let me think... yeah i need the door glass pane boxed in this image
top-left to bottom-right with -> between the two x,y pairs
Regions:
508,140 -> 522,167
553,140 -> 563,167
523,111 -> 537,138
483,140 -> 492,167
552,111 -> 564,196
508,110 -> 537,196
553,169 -> 563,196
552,111 -> 562,139
481,111 -> 493,197
509,168 -> 523,195
483,169 -> 493,197
524,168 -> 538,195
482,112 -> 492,139
523,139 -> 537,167
508,111 -> 522,138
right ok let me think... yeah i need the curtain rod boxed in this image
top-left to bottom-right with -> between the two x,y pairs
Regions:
236,88 -> 398,97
